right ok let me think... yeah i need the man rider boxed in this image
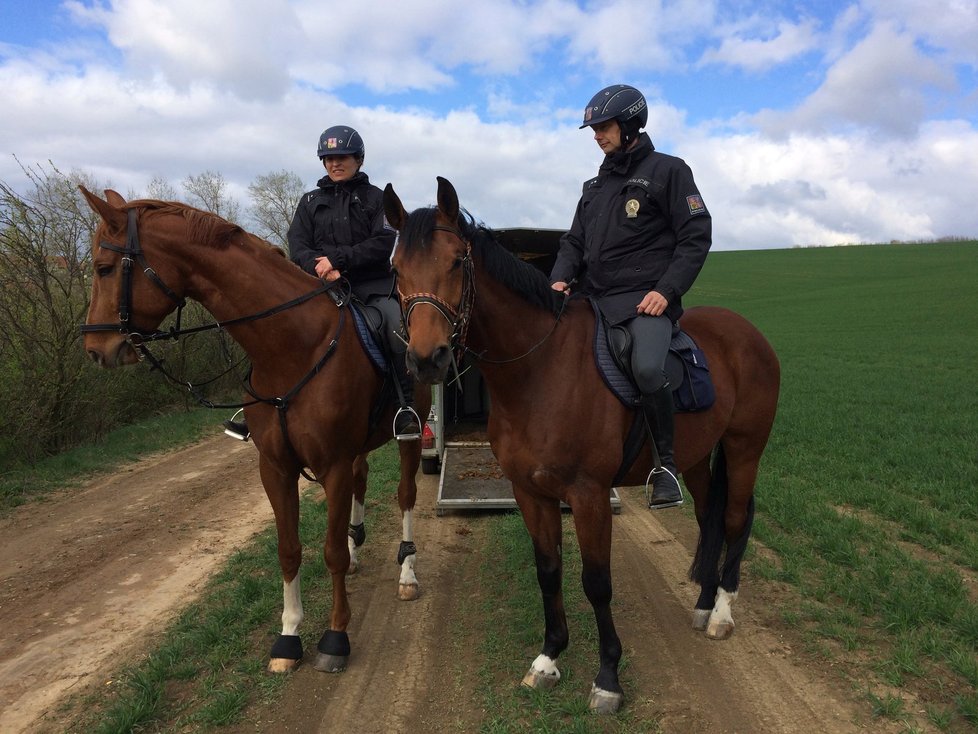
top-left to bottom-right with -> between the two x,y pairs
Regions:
550,84 -> 712,509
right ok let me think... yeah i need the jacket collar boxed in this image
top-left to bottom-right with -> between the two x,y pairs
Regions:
599,132 -> 655,175
317,170 -> 369,191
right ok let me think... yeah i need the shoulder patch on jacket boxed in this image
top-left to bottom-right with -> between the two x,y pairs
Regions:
686,194 -> 706,215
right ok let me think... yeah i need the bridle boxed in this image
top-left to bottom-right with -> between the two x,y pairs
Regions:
81,208 -> 188,346
397,225 -> 476,366
80,205 -> 349,480
396,224 -> 566,370
81,207 -> 337,357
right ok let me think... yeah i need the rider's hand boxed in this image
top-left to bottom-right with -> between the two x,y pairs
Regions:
314,256 -> 340,281
551,281 -> 571,294
637,290 -> 668,316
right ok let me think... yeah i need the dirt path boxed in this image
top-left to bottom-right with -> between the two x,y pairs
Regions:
0,437 -> 889,733
0,436 -> 270,733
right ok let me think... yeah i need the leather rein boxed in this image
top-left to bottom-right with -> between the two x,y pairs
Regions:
80,206 -> 347,479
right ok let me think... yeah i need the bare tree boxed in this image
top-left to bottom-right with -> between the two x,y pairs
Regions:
247,170 -> 302,251
146,175 -> 179,201
0,161 -> 135,462
182,170 -> 241,222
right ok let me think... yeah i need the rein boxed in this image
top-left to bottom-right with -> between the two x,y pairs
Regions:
81,205 -> 350,479
398,224 -> 566,368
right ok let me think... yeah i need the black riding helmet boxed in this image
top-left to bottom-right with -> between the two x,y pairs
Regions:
317,125 -> 365,163
580,84 -> 648,151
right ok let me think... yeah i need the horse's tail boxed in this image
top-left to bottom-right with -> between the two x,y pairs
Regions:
688,442 -> 755,593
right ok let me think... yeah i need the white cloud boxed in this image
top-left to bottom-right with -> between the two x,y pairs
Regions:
1,1 -> 976,251
864,0 -> 978,65
754,22 -> 955,137
697,18 -> 820,71
65,0 -> 302,100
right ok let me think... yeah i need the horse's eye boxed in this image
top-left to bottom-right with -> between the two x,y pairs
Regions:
451,256 -> 464,271
96,264 -> 114,278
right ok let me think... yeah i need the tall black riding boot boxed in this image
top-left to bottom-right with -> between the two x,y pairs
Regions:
392,361 -> 421,441
642,385 -> 683,509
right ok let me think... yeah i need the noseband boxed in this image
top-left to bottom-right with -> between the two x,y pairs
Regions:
397,225 -> 475,362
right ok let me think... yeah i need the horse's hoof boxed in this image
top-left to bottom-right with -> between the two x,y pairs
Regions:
521,667 -> 560,690
691,609 -> 711,631
588,684 -> 623,714
706,619 -> 735,640
347,563 -> 360,575
313,652 -> 348,673
398,582 -> 420,601
267,657 -> 300,674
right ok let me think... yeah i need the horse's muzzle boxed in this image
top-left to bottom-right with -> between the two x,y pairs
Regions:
405,344 -> 452,385
86,337 -> 139,368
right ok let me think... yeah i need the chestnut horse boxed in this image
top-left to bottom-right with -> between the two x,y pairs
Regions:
80,188 -> 430,674
384,177 -> 780,713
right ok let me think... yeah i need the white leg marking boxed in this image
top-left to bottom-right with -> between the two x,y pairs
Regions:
281,576 -> 303,636
706,586 -> 738,639
530,654 -> 560,679
398,551 -> 418,588
350,499 -> 365,528
402,508 -> 414,542
400,509 -> 417,586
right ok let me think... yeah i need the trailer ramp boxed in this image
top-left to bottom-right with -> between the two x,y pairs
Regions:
436,441 -> 621,516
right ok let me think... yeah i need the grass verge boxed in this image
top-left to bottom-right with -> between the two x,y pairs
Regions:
0,407 -> 219,516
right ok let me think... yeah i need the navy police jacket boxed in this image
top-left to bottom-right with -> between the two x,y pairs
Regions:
550,132 -> 712,325
288,171 -> 396,299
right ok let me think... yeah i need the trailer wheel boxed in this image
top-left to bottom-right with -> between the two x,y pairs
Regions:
421,456 -> 440,475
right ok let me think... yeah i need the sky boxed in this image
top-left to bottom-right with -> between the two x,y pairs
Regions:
1,0 -> 977,250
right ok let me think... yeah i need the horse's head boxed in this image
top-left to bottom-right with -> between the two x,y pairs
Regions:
384,176 -> 473,385
80,187 -> 190,368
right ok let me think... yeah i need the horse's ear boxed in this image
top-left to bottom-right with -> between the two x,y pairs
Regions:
104,189 -> 127,207
79,185 -> 127,233
383,183 -> 406,232
436,176 -> 459,224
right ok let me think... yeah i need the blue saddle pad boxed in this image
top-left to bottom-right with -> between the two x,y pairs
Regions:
349,302 -> 387,373
590,300 -> 715,413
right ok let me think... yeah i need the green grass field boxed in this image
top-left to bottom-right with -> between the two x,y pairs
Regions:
38,241 -> 978,733
691,241 -> 978,732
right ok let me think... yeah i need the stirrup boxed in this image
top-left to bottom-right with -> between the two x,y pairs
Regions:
223,409 -> 250,441
393,406 -> 422,442
645,466 -> 683,509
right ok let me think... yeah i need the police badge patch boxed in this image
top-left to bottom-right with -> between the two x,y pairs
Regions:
625,199 -> 640,218
686,194 -> 705,215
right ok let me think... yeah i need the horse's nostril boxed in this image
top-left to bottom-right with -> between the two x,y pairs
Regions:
432,345 -> 452,372
87,349 -> 103,366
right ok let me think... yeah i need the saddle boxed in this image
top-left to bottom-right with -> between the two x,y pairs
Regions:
590,300 -> 715,413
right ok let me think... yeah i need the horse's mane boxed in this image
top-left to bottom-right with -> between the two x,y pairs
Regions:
401,207 -> 562,316
127,199 -> 247,250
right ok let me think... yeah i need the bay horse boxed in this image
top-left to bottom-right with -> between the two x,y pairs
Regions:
384,177 -> 780,713
79,188 -> 431,674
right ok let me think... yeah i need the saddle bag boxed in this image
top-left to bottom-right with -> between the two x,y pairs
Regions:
670,346 -> 715,412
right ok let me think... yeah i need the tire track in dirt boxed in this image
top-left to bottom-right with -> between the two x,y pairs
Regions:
238,474 -> 486,734
0,436 -> 893,734
611,487 -> 885,733
0,436 -> 269,734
